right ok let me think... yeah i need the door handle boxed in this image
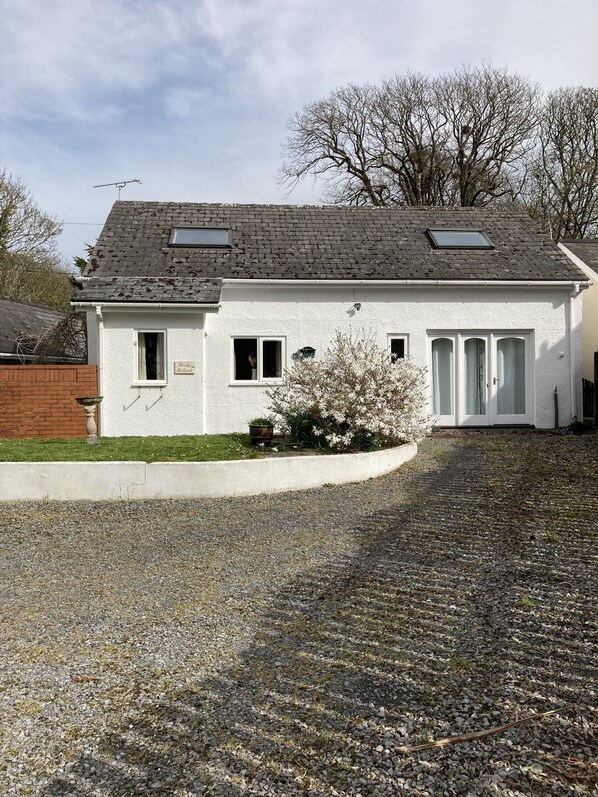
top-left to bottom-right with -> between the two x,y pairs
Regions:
493,376 -> 497,385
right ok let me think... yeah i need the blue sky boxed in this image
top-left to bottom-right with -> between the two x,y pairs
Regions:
1,0 -> 597,266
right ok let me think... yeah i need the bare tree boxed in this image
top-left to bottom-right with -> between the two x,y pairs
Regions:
16,311 -> 87,364
0,170 -> 73,307
372,73 -> 453,205
437,64 -> 540,206
281,65 -> 541,209
527,87 -> 598,240
281,83 -> 387,206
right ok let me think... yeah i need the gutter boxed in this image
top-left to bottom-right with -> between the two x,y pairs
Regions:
72,302 -> 221,310
221,278 -> 589,288
0,353 -> 35,360
0,353 -> 84,363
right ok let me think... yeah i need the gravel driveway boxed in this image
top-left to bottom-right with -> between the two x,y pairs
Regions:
1,434 -> 596,796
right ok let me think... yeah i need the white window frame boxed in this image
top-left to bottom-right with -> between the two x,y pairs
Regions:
388,334 -> 409,361
169,227 -> 230,247
230,336 -> 286,385
134,329 -> 167,386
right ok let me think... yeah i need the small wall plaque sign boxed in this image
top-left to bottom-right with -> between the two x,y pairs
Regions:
174,360 -> 195,375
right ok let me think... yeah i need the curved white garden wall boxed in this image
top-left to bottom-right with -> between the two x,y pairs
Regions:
0,442 -> 417,501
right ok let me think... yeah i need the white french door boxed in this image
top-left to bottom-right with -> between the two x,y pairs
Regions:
430,333 -> 531,426
492,335 -> 530,424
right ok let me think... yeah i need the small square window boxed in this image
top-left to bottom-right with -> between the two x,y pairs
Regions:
427,229 -> 493,249
233,337 -> 284,382
169,227 -> 230,247
388,335 -> 408,362
137,331 -> 166,381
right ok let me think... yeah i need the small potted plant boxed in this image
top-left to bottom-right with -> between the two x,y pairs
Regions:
248,417 -> 275,446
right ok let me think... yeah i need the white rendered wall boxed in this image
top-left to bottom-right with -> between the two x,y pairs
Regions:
84,310 -> 99,365
558,243 -> 598,382
88,284 -> 583,435
205,284 -> 581,432
582,285 -> 598,381
96,309 -> 206,437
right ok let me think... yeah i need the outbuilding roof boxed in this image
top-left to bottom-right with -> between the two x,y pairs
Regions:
79,202 -> 586,303
560,240 -> 598,280
0,297 -> 66,358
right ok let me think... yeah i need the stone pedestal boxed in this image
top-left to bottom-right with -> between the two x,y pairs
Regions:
76,396 -> 103,444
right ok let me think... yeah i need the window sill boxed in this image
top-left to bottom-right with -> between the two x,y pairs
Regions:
133,381 -> 168,388
229,380 -> 284,387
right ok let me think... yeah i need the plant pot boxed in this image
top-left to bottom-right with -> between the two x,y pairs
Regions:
249,424 -> 274,446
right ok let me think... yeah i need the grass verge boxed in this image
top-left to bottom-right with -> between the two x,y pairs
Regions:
0,434 -> 261,463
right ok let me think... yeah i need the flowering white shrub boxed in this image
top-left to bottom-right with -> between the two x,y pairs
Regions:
267,331 -> 434,450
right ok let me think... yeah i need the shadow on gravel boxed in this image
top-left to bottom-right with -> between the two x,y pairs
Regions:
42,437 -> 597,796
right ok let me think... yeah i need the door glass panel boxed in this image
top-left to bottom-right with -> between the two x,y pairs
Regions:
464,338 -> 486,415
432,338 -> 453,415
497,337 -> 526,414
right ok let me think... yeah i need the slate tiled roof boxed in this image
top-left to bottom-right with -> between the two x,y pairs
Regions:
77,276 -> 222,303
561,240 -> 598,277
82,202 -> 586,303
0,297 -> 65,357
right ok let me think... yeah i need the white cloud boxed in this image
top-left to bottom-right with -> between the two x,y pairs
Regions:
3,0 -> 597,123
2,0 -> 597,265
1,0 -> 203,121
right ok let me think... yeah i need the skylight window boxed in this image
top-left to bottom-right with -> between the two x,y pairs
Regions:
169,227 -> 230,247
427,229 -> 494,249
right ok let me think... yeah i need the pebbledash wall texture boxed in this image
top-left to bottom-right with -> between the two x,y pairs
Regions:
0,365 -> 98,438
86,283 -> 583,436
76,202 -> 589,436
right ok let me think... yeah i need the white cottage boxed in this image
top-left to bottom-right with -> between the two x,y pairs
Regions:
74,202 -> 589,435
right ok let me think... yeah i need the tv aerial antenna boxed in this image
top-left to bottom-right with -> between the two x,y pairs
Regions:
93,178 -> 142,199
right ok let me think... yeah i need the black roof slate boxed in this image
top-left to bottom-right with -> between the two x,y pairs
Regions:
561,240 -> 598,273
82,202 -> 585,303
0,297 -> 66,356
77,276 -> 222,303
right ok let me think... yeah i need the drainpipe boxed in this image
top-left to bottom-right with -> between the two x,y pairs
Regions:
95,305 -> 104,434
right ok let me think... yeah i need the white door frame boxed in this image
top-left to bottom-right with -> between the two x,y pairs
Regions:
429,331 -> 532,426
490,334 -> 532,425
460,334 -> 490,426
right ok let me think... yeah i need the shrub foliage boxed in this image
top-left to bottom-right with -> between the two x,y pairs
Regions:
267,331 -> 433,450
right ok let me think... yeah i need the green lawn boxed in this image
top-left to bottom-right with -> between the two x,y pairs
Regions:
0,434 -> 261,462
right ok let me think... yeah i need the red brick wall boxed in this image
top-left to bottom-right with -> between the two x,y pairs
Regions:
0,365 -> 98,439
